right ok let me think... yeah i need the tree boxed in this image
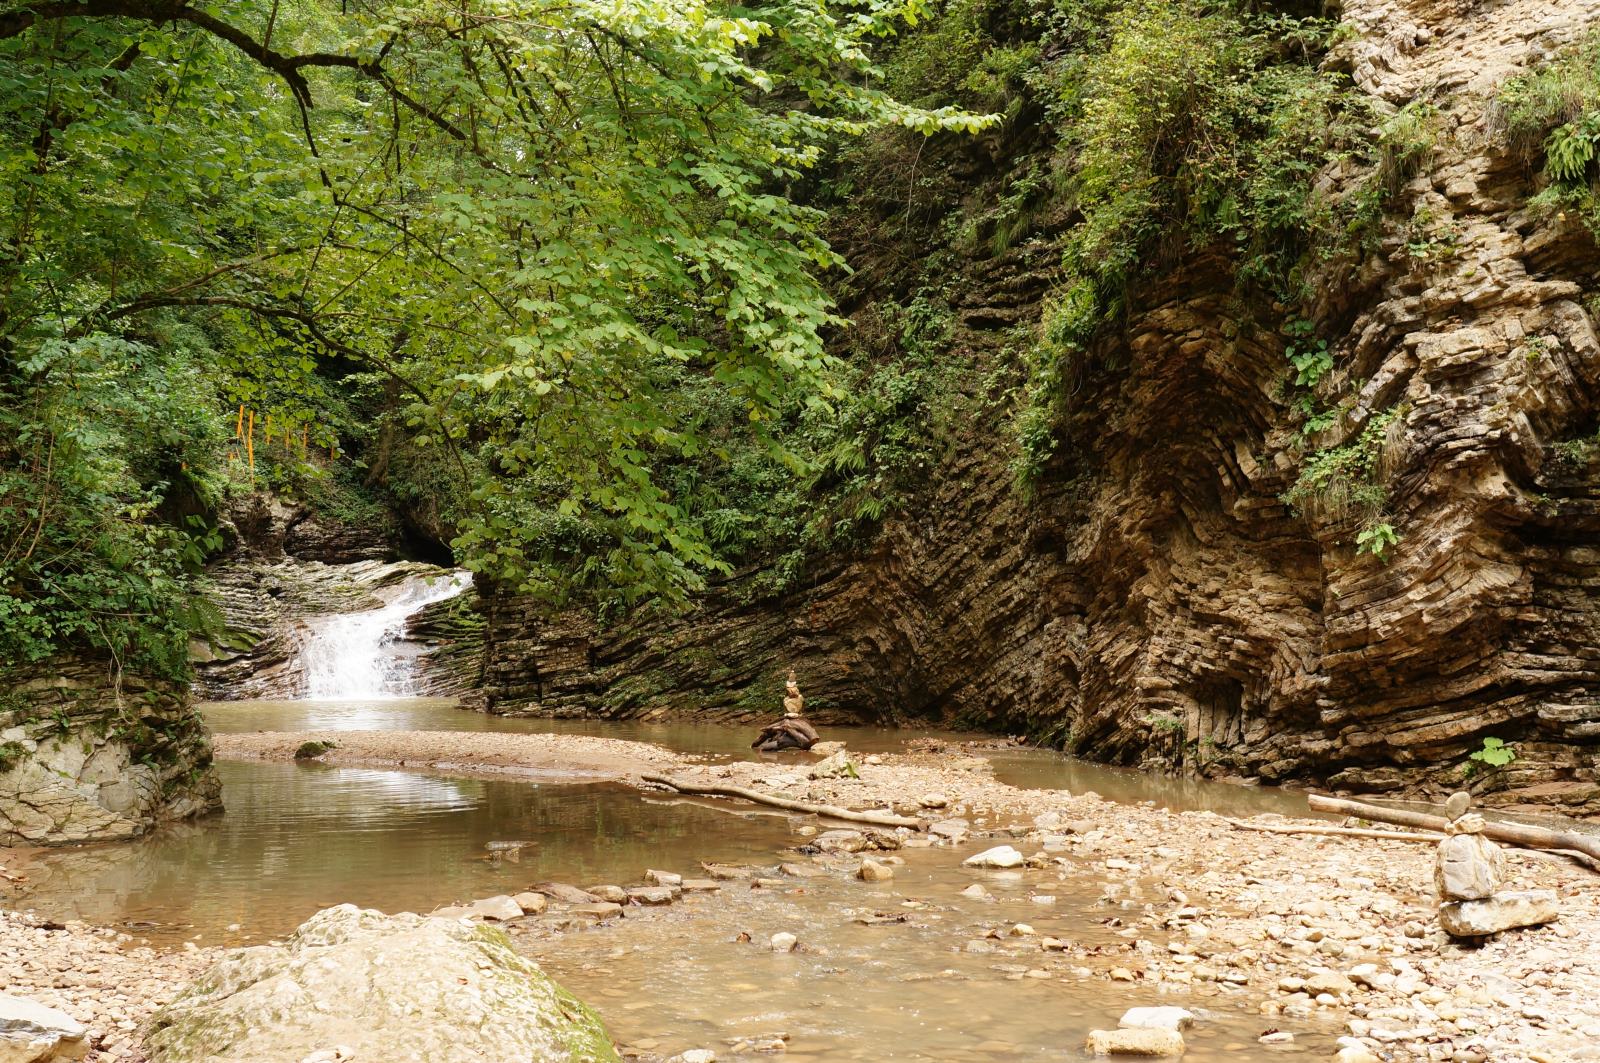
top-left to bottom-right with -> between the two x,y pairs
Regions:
0,0 -> 993,671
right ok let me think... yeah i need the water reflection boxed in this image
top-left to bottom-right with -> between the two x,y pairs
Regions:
4,761 -> 793,940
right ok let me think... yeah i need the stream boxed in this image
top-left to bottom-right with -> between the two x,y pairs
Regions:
3,696 -> 1346,1060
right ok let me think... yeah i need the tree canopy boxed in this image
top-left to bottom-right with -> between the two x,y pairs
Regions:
0,0 -> 992,674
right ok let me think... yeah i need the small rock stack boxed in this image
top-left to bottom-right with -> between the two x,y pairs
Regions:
1435,792 -> 1559,938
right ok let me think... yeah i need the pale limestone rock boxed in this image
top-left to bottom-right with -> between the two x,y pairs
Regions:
626,887 -> 674,905
143,905 -> 617,1063
1084,1027 -> 1184,1056
463,895 -> 525,921
1435,831 -> 1503,901
0,993 -> 89,1063
769,933 -> 798,953
1117,1007 -> 1195,1032
807,750 -> 858,780
963,845 -> 1024,869
857,858 -> 894,882
644,869 -> 682,887
511,892 -> 547,915
1439,890 -> 1560,937
809,741 -> 847,757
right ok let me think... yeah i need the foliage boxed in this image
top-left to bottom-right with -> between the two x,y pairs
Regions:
0,0 -> 995,657
1493,33 -> 1600,237
0,336 -> 227,679
1284,406 -> 1404,555
1465,736 -> 1517,776
1011,0 -> 1382,482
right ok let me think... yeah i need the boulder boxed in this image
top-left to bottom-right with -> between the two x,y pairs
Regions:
810,741 -> 847,757
770,932 -> 798,953
627,887 -> 674,905
1117,1007 -> 1195,1032
465,895 -> 527,921
0,993 -> 88,1063
857,858 -> 894,882
808,751 -> 858,780
644,870 -> 682,887
1439,890 -> 1560,938
963,845 -> 1024,869
512,892 -> 548,915
588,885 -> 628,903
814,830 -> 867,853
535,883 -> 599,904
1434,831 -> 1502,901
143,904 -> 618,1063
1084,1028 -> 1184,1056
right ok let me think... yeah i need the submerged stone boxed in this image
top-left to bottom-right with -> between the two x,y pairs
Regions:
1084,1027 -> 1185,1056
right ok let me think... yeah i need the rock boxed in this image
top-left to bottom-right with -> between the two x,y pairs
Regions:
588,885 -> 629,904
930,819 -> 969,841
810,742 -> 846,757
770,933 -> 798,953
512,892 -> 547,915
668,1051 -> 716,1063
1435,830 -> 1503,901
1438,890 -> 1560,937
1117,1007 -> 1195,1032
962,845 -> 1024,869
463,895 -> 525,921
645,870 -> 682,887
808,751 -> 858,780
919,794 -> 949,809
535,883 -> 599,904
570,902 -> 625,920
1258,1030 -> 1294,1044
1305,973 -> 1354,997
142,905 -> 618,1063
1009,923 -> 1035,937
0,993 -> 89,1062
627,887 -> 674,906
857,858 -> 894,882
1084,1028 -> 1185,1056
814,830 -> 867,853
959,884 -> 992,900
680,879 -> 721,892
1335,1049 -> 1381,1063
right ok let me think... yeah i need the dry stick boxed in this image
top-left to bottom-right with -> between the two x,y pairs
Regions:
1307,794 -> 1600,870
1227,820 -> 1443,843
640,772 -> 923,830
246,409 -> 255,473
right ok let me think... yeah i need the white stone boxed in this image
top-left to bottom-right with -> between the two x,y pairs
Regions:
963,845 -> 1024,869
1439,889 -> 1559,937
0,993 -> 88,1063
644,870 -> 682,887
770,933 -> 798,953
1117,1006 -> 1195,1032
857,858 -> 894,882
464,895 -> 525,921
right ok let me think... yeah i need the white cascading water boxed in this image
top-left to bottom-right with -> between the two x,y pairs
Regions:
300,570 -> 472,699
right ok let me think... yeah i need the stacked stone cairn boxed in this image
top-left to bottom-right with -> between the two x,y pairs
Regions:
1435,792 -> 1560,938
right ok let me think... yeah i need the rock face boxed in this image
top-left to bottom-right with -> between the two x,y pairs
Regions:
0,663 -> 221,846
0,993 -> 89,1062
143,904 -> 618,1063
466,0 -> 1600,800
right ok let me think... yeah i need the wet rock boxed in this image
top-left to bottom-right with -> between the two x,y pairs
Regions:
0,992 -> 89,1062
462,895 -> 525,922
959,884 -> 993,901
809,742 -> 846,757
769,933 -> 798,953
627,887 -> 674,906
857,858 -> 894,882
680,879 -> 721,892
645,870 -> 682,888
535,883 -> 599,904
1438,890 -> 1559,937
962,845 -> 1024,869
814,830 -> 867,853
1084,1028 -> 1184,1056
511,892 -> 547,916
143,905 -> 617,1063
1258,1031 -> 1294,1044
588,885 -> 628,904
1117,1007 -> 1195,1032
668,1051 -> 716,1063
570,902 -> 625,920
930,820 -> 969,841
919,794 -> 949,809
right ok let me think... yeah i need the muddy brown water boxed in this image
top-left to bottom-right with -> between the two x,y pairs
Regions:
4,698 -> 1347,1059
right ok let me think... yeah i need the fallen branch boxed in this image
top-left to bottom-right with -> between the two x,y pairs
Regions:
1227,820 -> 1443,843
639,772 -> 922,830
1308,794 -> 1600,871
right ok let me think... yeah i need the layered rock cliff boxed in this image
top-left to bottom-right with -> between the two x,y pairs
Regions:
471,0 -> 1600,809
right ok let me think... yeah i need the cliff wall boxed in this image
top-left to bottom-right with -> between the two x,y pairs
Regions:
474,0 -> 1600,808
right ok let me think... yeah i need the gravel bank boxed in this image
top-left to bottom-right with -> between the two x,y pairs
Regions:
214,727 -> 694,780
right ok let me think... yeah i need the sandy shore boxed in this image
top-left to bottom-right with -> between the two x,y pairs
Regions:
5,732 -> 1598,1061
213,727 -> 694,779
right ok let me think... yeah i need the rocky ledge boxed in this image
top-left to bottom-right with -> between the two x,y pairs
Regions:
0,664 -> 221,847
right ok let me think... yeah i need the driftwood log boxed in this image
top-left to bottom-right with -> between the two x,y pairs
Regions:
1226,820 -> 1444,842
639,772 -> 922,829
1307,794 -> 1600,870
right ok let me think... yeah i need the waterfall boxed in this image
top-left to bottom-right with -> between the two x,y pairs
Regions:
300,570 -> 472,699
